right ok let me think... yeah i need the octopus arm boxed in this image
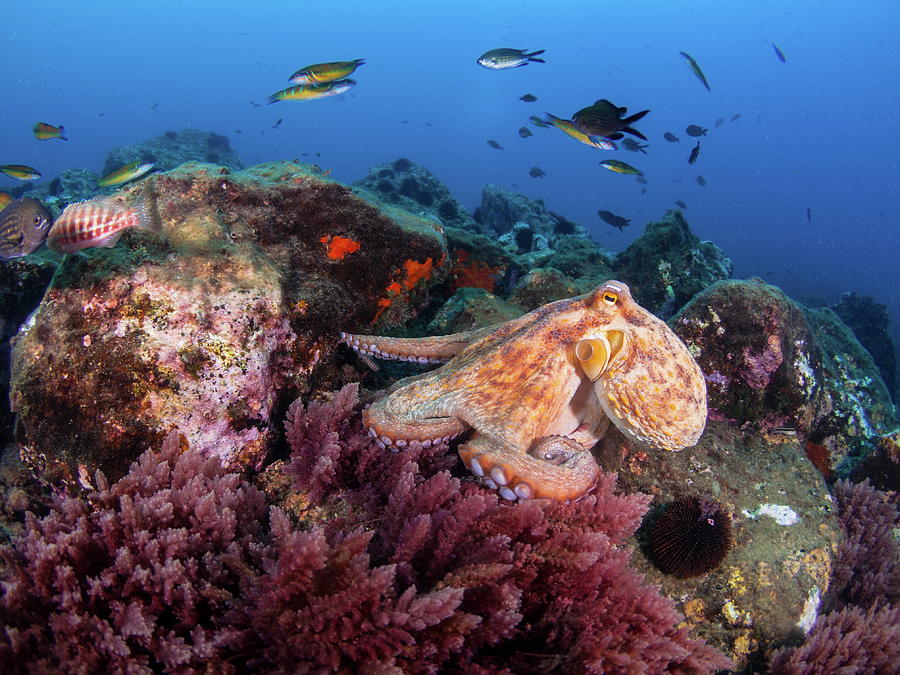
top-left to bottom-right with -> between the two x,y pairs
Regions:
341,326 -> 497,364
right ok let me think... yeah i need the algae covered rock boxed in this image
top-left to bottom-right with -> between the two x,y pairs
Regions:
597,421 -> 842,672
102,129 -> 243,176
473,184 -> 586,239
10,160 -> 448,483
508,267 -> 580,311
613,210 -> 733,316
831,291 -> 898,401
354,158 -> 480,232
427,287 -> 521,334
673,278 -> 897,475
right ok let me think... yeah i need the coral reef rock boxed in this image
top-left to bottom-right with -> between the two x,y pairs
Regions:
10,160 -> 448,483
598,421 -> 843,672
831,291 -> 898,402
613,209 -> 733,317
353,158 -> 480,232
673,278 -> 897,475
427,287 -> 521,334
474,183 -> 586,240
102,129 -> 243,176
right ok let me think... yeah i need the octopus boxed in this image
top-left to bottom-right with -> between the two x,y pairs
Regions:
342,280 -> 707,502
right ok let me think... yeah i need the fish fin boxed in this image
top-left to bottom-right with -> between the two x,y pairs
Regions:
135,179 -> 164,233
623,127 -> 648,141
525,49 -> 545,58
623,109 -> 650,125
527,57 -> 545,63
607,132 -> 623,140
354,58 -> 366,66
94,230 -> 124,248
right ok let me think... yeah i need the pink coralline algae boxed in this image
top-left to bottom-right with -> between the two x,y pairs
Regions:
0,385 -> 733,673
740,333 -> 784,390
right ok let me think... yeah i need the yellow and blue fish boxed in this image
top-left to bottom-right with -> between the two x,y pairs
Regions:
33,122 -> 68,141
0,164 -> 42,181
97,160 -> 155,187
267,79 -> 356,103
599,160 -> 644,177
289,59 -> 365,85
544,113 -> 616,150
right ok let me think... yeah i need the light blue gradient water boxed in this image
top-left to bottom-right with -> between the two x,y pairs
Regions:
3,0 -> 899,350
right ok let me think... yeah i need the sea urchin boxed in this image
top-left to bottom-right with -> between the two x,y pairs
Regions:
650,495 -> 733,578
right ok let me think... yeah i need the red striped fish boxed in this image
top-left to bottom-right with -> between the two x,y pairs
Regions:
47,183 -> 162,253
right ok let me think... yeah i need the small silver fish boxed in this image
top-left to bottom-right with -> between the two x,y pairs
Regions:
477,48 -> 546,70
0,197 -> 53,259
769,427 -> 797,436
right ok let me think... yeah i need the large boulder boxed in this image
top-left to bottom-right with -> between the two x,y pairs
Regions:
10,161 -> 448,483
473,184 -> 586,240
353,158 -> 480,233
613,210 -> 733,317
672,278 -> 897,476
102,129 -> 243,176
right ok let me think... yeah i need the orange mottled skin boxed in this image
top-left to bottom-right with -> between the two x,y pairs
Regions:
343,280 -> 707,501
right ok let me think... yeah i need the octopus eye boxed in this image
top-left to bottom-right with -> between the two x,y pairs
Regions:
602,291 -> 618,305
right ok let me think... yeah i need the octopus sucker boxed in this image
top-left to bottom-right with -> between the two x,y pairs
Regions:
344,281 -> 707,501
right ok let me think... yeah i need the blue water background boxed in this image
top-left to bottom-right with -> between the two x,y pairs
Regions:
3,0 -> 899,351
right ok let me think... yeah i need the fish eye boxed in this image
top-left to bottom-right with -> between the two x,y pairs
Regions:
602,291 -> 618,305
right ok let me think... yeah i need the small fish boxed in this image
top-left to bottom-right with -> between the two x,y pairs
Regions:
529,115 -> 550,128
0,193 -> 13,210
272,118 -> 283,129
528,166 -> 546,178
679,51 -> 711,91
640,188 -> 647,195
806,208 -> 812,225
675,200 -> 687,209
635,176 -> 648,185
772,43 -> 786,63
730,113 -> 742,122
48,181 -> 162,253
486,139 -> 503,150
289,59 -> 365,85
33,122 -> 68,141
686,124 -> 707,137
477,48 -> 546,70
267,79 -> 355,103
544,113 -> 616,150
97,160 -> 155,187
663,132 -> 680,143
249,100 -> 262,108
0,165 -> 42,181
519,93 -> 538,102
597,209 -> 631,231
621,138 -> 648,153
572,99 -> 649,140
0,197 -> 53,260
696,175 -> 707,186
714,117 -> 725,128
599,159 -> 643,176
688,141 -> 701,165
151,101 -> 159,109
769,427 -> 797,436
517,127 -> 533,138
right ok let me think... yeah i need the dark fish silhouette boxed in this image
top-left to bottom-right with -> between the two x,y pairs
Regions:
622,138 -> 649,153
696,175 -> 707,186
688,141 -> 701,165
686,124 -> 707,137
635,176 -> 648,184
0,197 -> 53,260
730,113 -> 742,122
528,166 -> 546,178
272,118 -> 283,129
679,51 -> 711,91
714,117 -> 724,128
772,43 -> 786,63
806,208 -> 812,225
529,115 -> 550,128
597,209 -> 631,231
518,126 -> 533,138
675,200 -> 687,209
572,99 -> 649,140
477,48 -> 546,69
519,93 -> 538,102
663,132 -> 680,143
486,139 -> 503,150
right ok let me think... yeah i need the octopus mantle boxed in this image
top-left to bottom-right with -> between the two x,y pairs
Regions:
343,281 -> 707,501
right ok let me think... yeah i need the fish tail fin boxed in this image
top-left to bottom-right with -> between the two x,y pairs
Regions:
623,109 -> 650,126
355,58 -> 366,66
526,49 -> 546,62
59,126 -> 68,141
135,178 -> 164,233
623,128 -> 648,141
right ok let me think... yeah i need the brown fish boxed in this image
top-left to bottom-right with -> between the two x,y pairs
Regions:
0,197 -> 53,259
572,99 -> 649,140
528,166 -> 546,178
